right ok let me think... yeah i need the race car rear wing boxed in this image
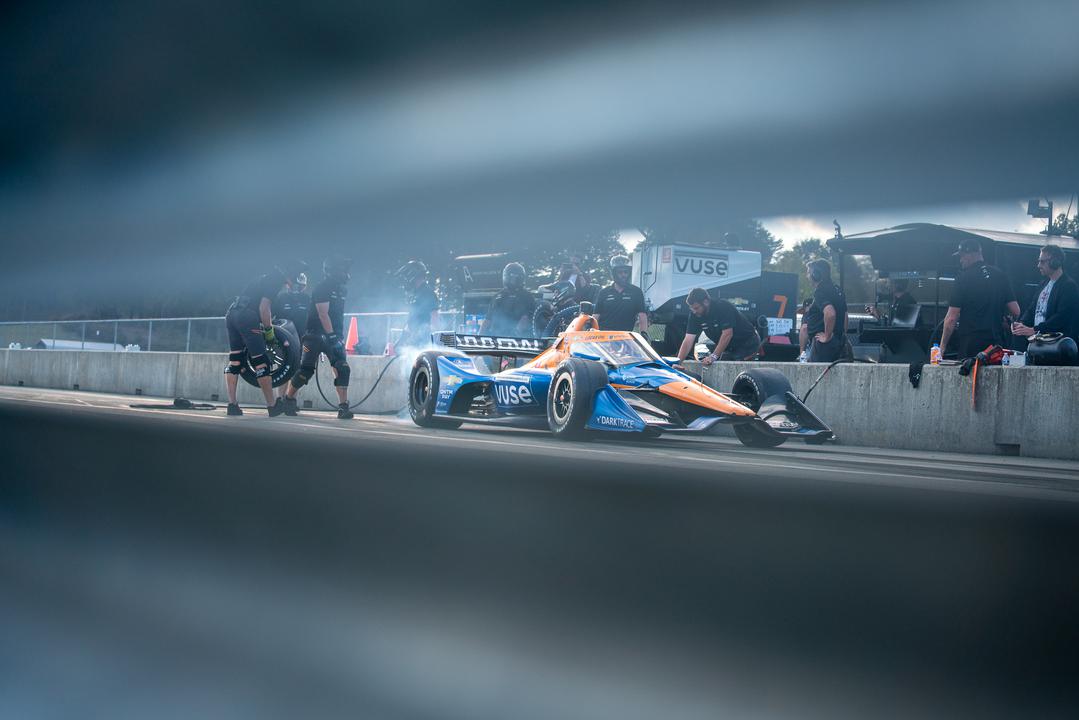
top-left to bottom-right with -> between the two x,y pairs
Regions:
432,332 -> 554,357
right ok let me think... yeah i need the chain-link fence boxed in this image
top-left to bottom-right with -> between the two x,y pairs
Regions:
0,312 -> 463,354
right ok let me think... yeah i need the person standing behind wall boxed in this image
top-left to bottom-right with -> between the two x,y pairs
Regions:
939,239 -> 1020,359
595,255 -> 649,333
676,287 -> 761,365
800,259 -> 849,362
482,262 -> 536,337
1011,244 -> 1079,342
396,260 -> 439,348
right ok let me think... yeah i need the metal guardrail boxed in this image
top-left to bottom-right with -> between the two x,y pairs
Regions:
0,312 -> 463,353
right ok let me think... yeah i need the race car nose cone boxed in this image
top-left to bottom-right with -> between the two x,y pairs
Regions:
658,380 -> 756,417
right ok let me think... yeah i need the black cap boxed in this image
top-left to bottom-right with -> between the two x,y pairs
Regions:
953,238 -> 982,256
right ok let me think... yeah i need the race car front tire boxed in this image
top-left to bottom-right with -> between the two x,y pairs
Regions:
547,357 -> 608,439
409,352 -> 463,429
731,368 -> 792,448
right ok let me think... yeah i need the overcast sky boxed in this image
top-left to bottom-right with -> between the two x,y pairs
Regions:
761,195 -> 1076,249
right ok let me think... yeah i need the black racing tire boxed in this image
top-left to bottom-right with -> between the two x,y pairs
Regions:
547,357 -> 608,440
731,368 -> 792,448
240,322 -> 301,388
730,368 -> 793,412
409,351 -> 463,429
533,301 -> 555,338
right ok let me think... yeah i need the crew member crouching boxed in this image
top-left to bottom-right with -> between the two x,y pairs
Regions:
282,256 -> 355,419
224,268 -> 291,416
676,287 -> 761,365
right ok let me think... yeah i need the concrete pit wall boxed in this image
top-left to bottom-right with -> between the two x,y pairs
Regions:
0,349 -> 409,415
1,349 -> 1077,459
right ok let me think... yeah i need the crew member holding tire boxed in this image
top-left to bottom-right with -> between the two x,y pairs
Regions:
273,262 -> 310,400
676,287 -> 761,365
595,255 -> 649,333
481,262 -> 536,337
396,260 -> 439,348
283,256 -> 355,419
800,259 -> 849,362
224,269 -> 291,416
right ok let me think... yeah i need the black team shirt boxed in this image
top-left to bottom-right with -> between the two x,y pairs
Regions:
596,283 -> 647,331
306,278 -> 347,336
686,298 -> 756,346
804,283 -> 848,336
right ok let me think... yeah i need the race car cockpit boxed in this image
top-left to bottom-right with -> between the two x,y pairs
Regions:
571,336 -> 660,366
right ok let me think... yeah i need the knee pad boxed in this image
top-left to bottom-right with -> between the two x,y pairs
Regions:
224,351 -> 245,374
249,354 -> 271,378
290,368 -> 313,389
332,360 -> 350,387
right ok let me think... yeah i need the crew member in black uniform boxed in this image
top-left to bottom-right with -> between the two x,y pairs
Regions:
595,255 -> 649,333
676,287 -> 761,364
939,239 -> 1020,359
274,262 -> 310,336
396,260 -> 439,348
481,262 -> 536,336
273,262 -> 310,400
283,256 -> 354,419
224,268 -> 291,416
800,259 -> 849,362
870,278 -> 918,325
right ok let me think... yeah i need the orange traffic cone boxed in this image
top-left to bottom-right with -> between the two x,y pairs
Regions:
345,316 -> 359,354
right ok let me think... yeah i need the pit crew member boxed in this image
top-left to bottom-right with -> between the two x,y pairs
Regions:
676,287 -> 761,365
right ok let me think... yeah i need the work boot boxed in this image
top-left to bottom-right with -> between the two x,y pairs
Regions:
337,402 -> 354,420
268,399 -> 286,417
226,403 -> 243,416
283,397 -> 299,416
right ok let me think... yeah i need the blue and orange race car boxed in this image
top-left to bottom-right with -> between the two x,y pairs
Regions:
407,305 -> 833,447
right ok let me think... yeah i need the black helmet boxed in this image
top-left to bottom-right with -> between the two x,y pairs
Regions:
323,256 -> 352,282
610,255 -> 632,283
551,280 -> 576,308
502,262 -> 526,290
396,260 -> 428,286
282,260 -> 309,288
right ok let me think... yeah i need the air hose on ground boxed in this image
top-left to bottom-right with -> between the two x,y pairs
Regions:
313,353 -> 404,413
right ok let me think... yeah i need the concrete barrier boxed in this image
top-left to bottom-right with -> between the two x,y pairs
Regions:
2,349 -> 1078,459
699,361 -> 1079,460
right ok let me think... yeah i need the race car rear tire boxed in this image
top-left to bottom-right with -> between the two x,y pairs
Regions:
409,352 -> 463,429
731,368 -> 792,448
547,357 -> 608,439
240,322 -> 301,389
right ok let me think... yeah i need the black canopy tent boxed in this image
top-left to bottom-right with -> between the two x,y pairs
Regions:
828,222 -> 1079,307
827,223 -> 1079,361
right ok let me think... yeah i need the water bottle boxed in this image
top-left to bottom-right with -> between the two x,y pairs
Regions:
798,350 -> 808,363
930,344 -> 941,365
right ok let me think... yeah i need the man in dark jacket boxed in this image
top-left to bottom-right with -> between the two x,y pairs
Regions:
940,239 -> 1020,359
1011,244 -> 1079,341
800,259 -> 849,362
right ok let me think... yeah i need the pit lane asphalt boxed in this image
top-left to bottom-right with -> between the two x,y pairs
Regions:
1,385 -> 1076,502
3,385 -> 1079,719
